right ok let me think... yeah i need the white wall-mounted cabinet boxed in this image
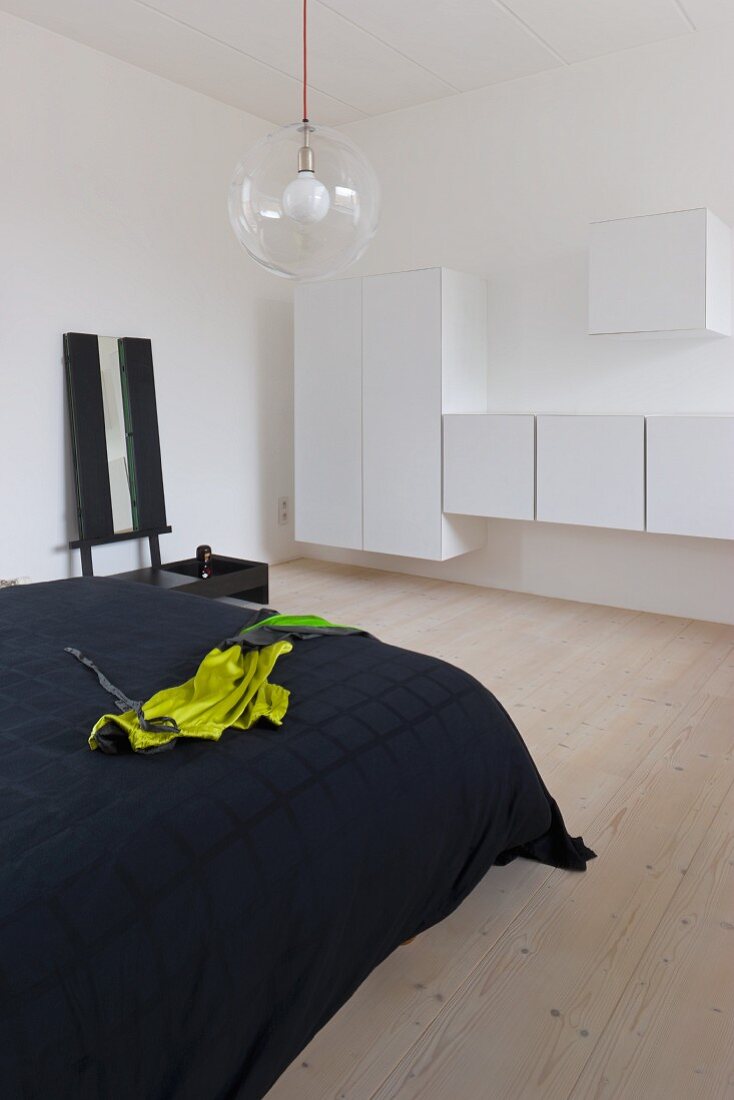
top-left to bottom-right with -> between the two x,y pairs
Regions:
646,416 -> 734,540
296,267 -> 734,551
536,415 -> 645,531
443,413 -> 535,520
589,208 -> 731,338
295,268 -> 487,560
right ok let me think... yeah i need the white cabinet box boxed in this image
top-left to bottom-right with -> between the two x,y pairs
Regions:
589,208 -> 731,338
646,416 -> 734,540
295,268 -> 487,560
536,415 -> 645,531
443,413 -> 535,520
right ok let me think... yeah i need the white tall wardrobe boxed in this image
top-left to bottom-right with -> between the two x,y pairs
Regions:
294,267 -> 487,560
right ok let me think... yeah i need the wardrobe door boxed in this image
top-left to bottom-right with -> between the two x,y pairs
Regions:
647,416 -> 734,539
294,278 -> 363,549
536,415 -> 645,531
443,413 -> 535,520
362,269 -> 443,558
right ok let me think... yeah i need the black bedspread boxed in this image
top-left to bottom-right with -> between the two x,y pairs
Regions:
0,578 -> 593,1100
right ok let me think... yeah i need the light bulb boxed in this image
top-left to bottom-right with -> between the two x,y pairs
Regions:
282,170 -> 330,224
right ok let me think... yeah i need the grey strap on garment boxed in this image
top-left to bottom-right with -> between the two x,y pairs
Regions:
65,647 -> 141,713
222,623 -> 372,650
64,647 -> 181,736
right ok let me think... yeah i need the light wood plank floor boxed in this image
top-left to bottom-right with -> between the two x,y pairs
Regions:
263,559 -> 734,1100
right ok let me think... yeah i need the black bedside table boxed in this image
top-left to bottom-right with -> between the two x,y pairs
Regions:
115,554 -> 269,605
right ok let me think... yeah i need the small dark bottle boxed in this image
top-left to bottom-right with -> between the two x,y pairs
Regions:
196,544 -> 213,580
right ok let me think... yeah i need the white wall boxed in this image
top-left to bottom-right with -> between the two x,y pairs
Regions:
3,12 -> 732,622
0,11 -> 295,581
302,25 -> 734,624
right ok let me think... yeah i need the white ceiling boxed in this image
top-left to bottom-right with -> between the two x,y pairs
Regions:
0,0 -> 730,125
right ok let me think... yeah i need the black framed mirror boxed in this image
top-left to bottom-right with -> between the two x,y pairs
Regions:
64,333 -> 169,562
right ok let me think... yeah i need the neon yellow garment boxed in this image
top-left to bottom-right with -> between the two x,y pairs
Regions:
89,639 -> 292,753
69,612 -> 371,755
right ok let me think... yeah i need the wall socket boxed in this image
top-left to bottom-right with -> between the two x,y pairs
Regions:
278,496 -> 289,526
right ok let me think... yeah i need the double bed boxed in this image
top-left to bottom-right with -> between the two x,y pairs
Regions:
0,577 -> 593,1099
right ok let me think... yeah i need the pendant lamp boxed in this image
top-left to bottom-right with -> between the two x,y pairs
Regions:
228,0 -> 379,280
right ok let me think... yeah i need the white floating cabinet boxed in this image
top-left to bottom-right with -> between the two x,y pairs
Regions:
646,416 -> 734,540
589,208 -> 731,338
295,268 -> 487,560
536,415 -> 645,531
443,414 -> 535,520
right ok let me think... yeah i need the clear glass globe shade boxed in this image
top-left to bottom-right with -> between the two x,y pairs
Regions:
282,171 -> 331,224
228,122 -> 379,280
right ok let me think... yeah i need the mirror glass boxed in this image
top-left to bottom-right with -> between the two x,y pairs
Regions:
98,336 -> 134,533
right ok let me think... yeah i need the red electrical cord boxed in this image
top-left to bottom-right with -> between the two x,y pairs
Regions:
302,0 -> 308,122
